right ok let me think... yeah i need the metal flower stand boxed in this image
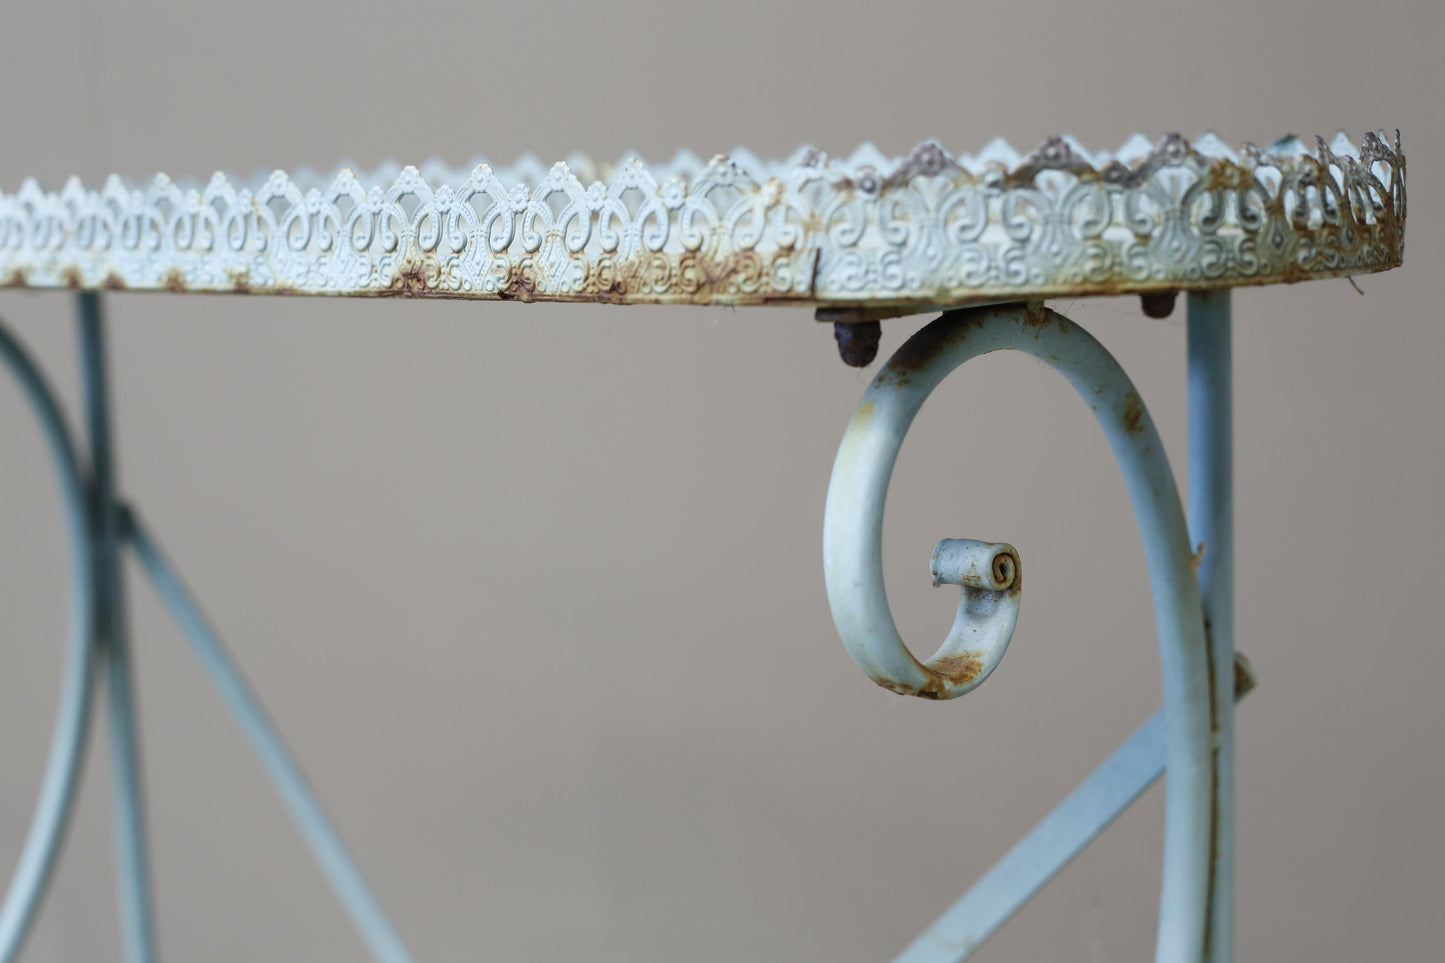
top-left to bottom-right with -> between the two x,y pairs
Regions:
0,130 -> 1406,962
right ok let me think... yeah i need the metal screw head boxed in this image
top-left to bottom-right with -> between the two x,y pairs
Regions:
833,321 -> 882,367
1140,291 -> 1178,318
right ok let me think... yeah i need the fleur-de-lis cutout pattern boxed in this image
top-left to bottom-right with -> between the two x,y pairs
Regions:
0,131 -> 1404,308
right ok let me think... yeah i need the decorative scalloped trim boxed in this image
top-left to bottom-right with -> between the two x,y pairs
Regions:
0,131 -> 1405,308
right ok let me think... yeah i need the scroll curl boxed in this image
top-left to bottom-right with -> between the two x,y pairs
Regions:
822,302 -> 1215,961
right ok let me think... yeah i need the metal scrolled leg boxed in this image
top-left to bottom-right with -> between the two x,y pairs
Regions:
823,302 -> 1217,961
0,318 -> 100,963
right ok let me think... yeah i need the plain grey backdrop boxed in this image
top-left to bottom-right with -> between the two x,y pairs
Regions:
1,0 -> 1440,959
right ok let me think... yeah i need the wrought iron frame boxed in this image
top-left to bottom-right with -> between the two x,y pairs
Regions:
0,130 -> 1407,962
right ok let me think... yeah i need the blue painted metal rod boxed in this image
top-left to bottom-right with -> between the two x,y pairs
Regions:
0,320 -> 100,963
121,509 -> 415,963
78,293 -> 158,963
897,709 -> 1166,962
1187,290 -> 1234,963
896,663 -> 1252,963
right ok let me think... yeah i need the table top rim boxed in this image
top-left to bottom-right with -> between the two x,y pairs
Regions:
0,129 -> 1406,308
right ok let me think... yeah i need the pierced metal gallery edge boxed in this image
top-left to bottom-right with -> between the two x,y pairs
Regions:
0,130 -> 1407,963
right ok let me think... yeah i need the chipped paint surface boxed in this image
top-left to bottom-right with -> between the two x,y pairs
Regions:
0,131 -> 1404,307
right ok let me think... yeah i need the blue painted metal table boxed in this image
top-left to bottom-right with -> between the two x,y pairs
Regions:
0,130 -> 1407,962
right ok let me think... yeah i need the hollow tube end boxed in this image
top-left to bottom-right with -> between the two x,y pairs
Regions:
931,539 -> 1020,593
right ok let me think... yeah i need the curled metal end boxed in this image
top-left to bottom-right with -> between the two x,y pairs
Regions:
889,539 -> 1022,699
931,538 -> 1019,591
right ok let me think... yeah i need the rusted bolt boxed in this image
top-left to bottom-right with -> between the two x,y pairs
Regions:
834,321 -> 881,367
1234,651 -> 1256,698
1140,291 -> 1178,319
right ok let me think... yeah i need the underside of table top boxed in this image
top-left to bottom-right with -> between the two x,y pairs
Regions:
0,130 -> 1405,310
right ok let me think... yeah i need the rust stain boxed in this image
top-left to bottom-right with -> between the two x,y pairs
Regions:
227,269 -> 251,294
877,326 -> 940,385
1198,161 -> 1247,194
1233,652 -> 1256,698
992,552 -> 1017,589
1122,391 -> 1145,434
4,267 -> 28,288
594,280 -> 627,304
163,269 -> 187,293
869,652 -> 988,699
102,272 -> 127,290
63,266 -> 84,289
498,271 -> 537,301
929,651 -> 984,685
874,677 -> 923,698
394,261 -> 428,296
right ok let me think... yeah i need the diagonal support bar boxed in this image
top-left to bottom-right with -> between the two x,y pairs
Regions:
897,710 -> 1166,962
120,507 -> 414,963
896,661 -> 1252,963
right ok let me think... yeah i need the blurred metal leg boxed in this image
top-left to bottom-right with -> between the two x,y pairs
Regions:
78,293 -> 158,963
0,318 -> 100,963
1,297 -> 411,962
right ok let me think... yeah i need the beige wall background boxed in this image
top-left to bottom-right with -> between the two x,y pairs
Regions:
1,1 -> 1440,959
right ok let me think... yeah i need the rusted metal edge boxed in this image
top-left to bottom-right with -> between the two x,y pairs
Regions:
0,130 -> 1404,307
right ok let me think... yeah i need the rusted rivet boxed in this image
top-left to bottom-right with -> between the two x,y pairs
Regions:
1234,652 -> 1256,698
834,320 -> 881,367
1140,291 -> 1178,319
